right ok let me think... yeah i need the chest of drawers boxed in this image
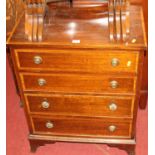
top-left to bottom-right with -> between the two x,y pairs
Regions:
7,2 -> 147,155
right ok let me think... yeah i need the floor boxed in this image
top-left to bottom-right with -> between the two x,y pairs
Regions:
6,58 -> 148,155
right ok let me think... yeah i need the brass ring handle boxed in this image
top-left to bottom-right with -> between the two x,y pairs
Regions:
41,101 -> 50,109
108,125 -> 116,132
38,78 -> 46,86
33,56 -> 42,64
111,58 -> 119,67
110,80 -> 118,89
46,121 -> 54,129
109,103 -> 117,111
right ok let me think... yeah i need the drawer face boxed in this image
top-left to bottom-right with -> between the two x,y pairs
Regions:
31,116 -> 132,138
15,49 -> 139,74
25,94 -> 134,117
20,73 -> 136,94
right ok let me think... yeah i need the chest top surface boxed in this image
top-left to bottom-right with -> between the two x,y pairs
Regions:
7,3 -> 147,50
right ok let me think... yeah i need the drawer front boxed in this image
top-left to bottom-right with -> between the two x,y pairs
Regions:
31,116 -> 132,138
15,49 -> 139,74
25,94 -> 134,117
20,73 -> 136,94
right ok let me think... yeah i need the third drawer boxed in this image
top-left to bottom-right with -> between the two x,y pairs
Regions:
25,94 -> 135,118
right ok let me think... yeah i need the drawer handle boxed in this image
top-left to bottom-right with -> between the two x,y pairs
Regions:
33,56 -> 42,64
108,125 -> 116,132
111,58 -> 119,67
38,78 -> 46,86
46,121 -> 54,129
110,80 -> 118,89
42,101 -> 50,109
109,103 -> 117,111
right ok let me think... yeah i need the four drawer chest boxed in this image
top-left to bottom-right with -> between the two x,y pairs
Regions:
7,1 -> 147,155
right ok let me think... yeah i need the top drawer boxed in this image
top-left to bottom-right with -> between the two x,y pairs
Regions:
14,49 -> 139,74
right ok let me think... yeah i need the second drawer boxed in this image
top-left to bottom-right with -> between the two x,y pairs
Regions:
20,73 -> 137,94
25,94 -> 135,117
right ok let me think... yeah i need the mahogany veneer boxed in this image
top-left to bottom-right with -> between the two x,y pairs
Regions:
15,49 -> 139,73
32,116 -> 132,138
20,73 -> 137,93
25,94 -> 135,117
7,1 -> 147,155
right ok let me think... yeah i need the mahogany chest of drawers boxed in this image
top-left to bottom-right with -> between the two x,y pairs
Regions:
7,2 -> 147,155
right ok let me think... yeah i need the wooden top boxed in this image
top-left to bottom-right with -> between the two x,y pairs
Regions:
7,4 -> 147,50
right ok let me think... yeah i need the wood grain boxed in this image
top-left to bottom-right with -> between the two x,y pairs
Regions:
29,134 -> 136,144
7,3 -> 147,154
20,73 -> 137,94
14,49 -> 139,74
8,6 -> 147,50
31,115 -> 132,138
25,93 -> 135,117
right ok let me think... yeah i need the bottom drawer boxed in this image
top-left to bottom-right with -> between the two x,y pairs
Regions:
31,116 -> 132,138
